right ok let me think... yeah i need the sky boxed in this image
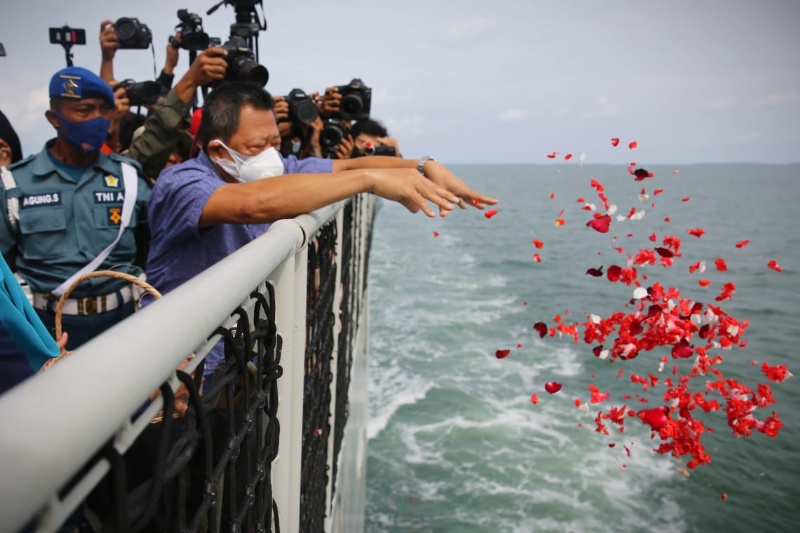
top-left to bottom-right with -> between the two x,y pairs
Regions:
1,0 -> 799,164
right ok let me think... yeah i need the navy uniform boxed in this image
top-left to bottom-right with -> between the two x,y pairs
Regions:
0,67 -> 151,350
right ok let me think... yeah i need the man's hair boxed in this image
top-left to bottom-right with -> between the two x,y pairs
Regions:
199,81 -> 275,148
351,118 -> 389,139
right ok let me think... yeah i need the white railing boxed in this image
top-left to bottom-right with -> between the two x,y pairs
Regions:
0,195 -> 375,533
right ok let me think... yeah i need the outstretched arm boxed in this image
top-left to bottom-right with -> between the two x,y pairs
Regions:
332,156 -> 498,211
199,167 -> 459,227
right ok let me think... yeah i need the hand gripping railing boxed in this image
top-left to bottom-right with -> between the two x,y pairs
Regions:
0,195 -> 375,533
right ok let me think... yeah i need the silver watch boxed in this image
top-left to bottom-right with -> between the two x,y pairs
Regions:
417,156 -> 437,177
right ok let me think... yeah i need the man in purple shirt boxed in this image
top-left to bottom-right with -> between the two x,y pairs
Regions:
146,81 -> 497,383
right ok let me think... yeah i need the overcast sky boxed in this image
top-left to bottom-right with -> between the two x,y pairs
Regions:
1,0 -> 799,164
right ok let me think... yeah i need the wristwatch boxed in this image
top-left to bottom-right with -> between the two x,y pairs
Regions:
417,156 -> 437,177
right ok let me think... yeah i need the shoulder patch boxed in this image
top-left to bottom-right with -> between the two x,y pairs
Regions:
104,175 -> 119,188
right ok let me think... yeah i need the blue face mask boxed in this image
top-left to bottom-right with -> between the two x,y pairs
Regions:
53,111 -> 110,154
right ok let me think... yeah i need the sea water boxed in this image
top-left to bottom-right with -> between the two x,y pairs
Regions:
365,164 -> 800,532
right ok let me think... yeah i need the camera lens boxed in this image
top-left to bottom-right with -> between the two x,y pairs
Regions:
294,100 -> 319,125
229,56 -> 269,86
125,81 -> 161,107
340,94 -> 363,119
114,18 -> 137,41
321,122 -> 344,148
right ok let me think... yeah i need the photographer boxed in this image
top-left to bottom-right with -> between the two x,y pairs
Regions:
124,46 -> 227,180
351,118 -> 402,158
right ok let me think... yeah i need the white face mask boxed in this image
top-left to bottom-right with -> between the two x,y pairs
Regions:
210,140 -> 284,183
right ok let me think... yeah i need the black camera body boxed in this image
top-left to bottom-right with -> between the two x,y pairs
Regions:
114,18 -> 152,49
221,36 -> 269,86
321,119 -> 350,155
336,78 -> 371,121
352,144 -> 397,158
117,79 -> 161,107
175,9 -> 210,51
286,89 -> 319,126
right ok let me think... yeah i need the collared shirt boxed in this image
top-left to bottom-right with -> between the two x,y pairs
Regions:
145,150 -> 333,385
0,140 -> 152,297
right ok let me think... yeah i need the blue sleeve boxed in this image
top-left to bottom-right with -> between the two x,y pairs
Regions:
282,155 -> 334,175
147,164 -> 222,253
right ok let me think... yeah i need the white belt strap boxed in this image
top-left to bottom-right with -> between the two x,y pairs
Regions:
1,166 -> 20,233
52,162 -> 139,297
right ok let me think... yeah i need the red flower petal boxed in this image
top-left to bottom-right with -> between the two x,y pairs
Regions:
653,188 -> 664,195
564,153 -> 573,161
671,339 -> 694,359
767,259 -> 783,272
532,253 -> 542,263
495,349 -> 511,359
761,362 -> 791,382
547,152 -> 558,159
586,266 -> 604,277
545,382 -> 562,394
533,322 -> 547,338
655,247 -> 674,258
586,214 -> 611,233
629,140 -> 638,149
698,279 -> 711,287
611,137 -> 620,147
687,228 -> 705,238
484,209 -> 499,219
530,393 -> 539,404
682,197 -> 691,202
649,232 -> 657,242
433,231 -> 439,238
533,239 -> 544,249
735,240 -> 750,249
639,406 -> 668,430
714,258 -> 728,272
607,265 -> 622,282
550,192 -> 556,199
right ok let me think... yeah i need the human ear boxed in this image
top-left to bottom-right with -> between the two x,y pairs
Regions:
45,110 -> 61,130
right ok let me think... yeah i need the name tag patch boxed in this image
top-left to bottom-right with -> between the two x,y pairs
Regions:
21,193 -> 62,209
94,191 -> 126,204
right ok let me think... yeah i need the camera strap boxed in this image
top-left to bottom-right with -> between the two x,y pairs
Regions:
51,162 -> 138,297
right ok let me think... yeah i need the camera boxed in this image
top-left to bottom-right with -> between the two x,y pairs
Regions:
286,88 -> 319,126
321,119 -> 350,155
352,144 -> 397,158
335,78 -> 371,121
117,79 -> 161,107
175,9 -> 209,51
220,36 -> 268,86
114,18 -> 152,49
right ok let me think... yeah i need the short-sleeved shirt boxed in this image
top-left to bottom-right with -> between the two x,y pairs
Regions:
0,140 -> 152,297
145,150 -> 332,383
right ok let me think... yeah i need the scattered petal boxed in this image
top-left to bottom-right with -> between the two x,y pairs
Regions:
433,231 -> 439,238
721,493 -> 728,501
698,279 -> 712,287
629,140 -> 638,149
495,349 -> 511,359
714,258 -> 728,272
682,197 -> 691,202
607,265 -> 622,282
484,209 -> 499,219
762,362 -> 792,382
586,214 -> 612,233
533,239 -> 544,249
533,322 -> 547,338
767,260 -> 783,272
687,228 -> 706,238
632,287 -> 649,300
545,382 -> 563,394
547,152 -> 559,159
586,266 -> 604,277
530,393 -> 539,404
735,240 -> 750,249
611,137 -> 620,147
532,253 -> 542,263
550,192 -> 556,199
565,153 -> 573,161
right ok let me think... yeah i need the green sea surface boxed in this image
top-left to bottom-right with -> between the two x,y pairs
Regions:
365,164 -> 800,532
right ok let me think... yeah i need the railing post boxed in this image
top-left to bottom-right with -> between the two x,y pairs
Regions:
324,206 -> 346,531
270,219 -> 308,533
